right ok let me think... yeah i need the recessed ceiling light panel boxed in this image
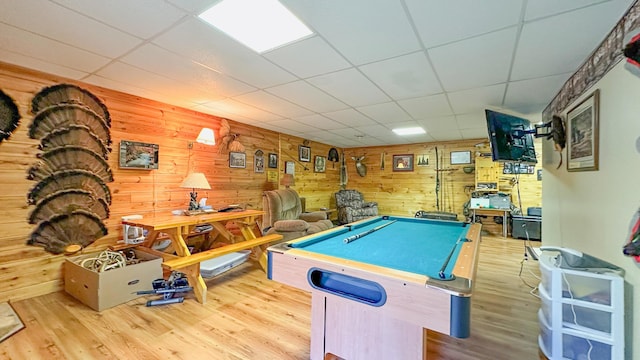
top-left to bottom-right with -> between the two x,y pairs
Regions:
392,127 -> 426,136
199,0 -> 313,53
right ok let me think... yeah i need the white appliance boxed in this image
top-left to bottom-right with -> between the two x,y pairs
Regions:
121,215 -> 145,244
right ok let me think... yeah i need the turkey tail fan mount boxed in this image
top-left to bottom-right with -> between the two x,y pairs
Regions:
31,84 -> 110,125
27,169 -> 112,205
29,103 -> 111,145
0,89 -> 21,143
28,209 -> 108,254
27,146 -> 113,183
39,125 -> 110,159
28,189 -> 109,224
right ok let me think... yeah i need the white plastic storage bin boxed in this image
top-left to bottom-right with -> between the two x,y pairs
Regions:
538,309 -> 553,358
538,253 -> 624,360
200,250 -> 250,278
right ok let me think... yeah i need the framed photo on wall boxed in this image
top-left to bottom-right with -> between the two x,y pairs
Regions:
268,153 -> 278,168
299,145 -> 311,162
285,161 -> 295,175
229,152 -> 246,168
119,140 -> 159,170
314,156 -> 326,173
392,154 -> 414,172
567,89 -> 599,172
450,151 -> 471,165
254,151 -> 264,173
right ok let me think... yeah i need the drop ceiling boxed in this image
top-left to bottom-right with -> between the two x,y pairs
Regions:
0,0 -> 633,147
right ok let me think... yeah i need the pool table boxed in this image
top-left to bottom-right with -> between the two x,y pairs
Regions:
267,215 -> 482,360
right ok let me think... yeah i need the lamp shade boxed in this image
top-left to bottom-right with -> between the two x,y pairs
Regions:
180,172 -> 211,190
196,128 -> 216,145
280,173 -> 295,188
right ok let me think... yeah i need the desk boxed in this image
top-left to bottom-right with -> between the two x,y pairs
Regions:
267,215 -> 482,360
122,210 -> 274,304
470,208 -> 510,237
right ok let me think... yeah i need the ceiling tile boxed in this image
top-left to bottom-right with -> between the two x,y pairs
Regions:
0,23 -> 110,73
266,119 -> 322,133
96,61 -> 221,103
120,44 -> 254,101
166,0 -> 217,13
282,0 -> 421,65
359,52 -> 442,99
356,102 -> 411,123
292,114 -> 345,130
524,0 -> 621,20
460,128 -> 490,140
83,74 -> 169,105
407,0 -> 523,48
153,18 -> 296,88
52,0 -> 186,39
199,98 -> 283,122
0,0 -> 141,58
417,116 -> 459,132
233,91 -> 312,118
323,109 -> 376,127
397,93 -> 453,119
355,124 -> 398,137
512,2 -> 630,80
307,68 -> 390,107
258,122 -> 303,136
456,113 -> 487,130
429,28 -> 517,92
264,36 -> 351,78
428,130 -> 464,142
447,84 -> 506,114
0,50 -> 88,80
265,81 -> 348,113
504,74 -> 570,114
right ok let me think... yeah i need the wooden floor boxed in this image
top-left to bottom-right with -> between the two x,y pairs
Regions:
0,235 -> 545,360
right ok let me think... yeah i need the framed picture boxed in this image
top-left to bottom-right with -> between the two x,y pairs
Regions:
416,154 -> 429,166
285,161 -> 295,175
503,162 -> 534,174
392,154 -> 414,172
229,152 -> 246,168
450,151 -> 471,165
268,153 -> 278,168
567,89 -> 599,172
299,145 -> 311,162
119,140 -> 159,170
314,155 -> 326,173
254,152 -> 264,173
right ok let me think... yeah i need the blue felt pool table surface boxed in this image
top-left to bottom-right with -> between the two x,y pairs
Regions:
289,215 -> 472,280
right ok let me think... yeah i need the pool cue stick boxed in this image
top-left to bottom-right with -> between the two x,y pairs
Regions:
343,220 -> 397,244
438,235 -> 466,279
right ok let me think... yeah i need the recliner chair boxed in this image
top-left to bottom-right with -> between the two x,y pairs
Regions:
262,188 -> 333,242
335,189 -> 378,225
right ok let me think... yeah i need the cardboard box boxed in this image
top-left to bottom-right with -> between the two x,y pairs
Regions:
64,248 -> 162,311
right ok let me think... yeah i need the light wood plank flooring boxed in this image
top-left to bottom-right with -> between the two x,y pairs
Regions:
0,235 -> 545,360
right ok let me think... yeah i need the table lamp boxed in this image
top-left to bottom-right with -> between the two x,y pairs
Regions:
280,174 -> 294,188
180,172 -> 211,210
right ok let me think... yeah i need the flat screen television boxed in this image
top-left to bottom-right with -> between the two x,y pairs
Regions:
485,109 -> 537,164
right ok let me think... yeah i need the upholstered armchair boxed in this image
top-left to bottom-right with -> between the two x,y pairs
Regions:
335,189 -> 378,225
262,188 -> 334,242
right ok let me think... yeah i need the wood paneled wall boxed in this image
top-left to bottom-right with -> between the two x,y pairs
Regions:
0,62 -> 339,303
341,140 -> 543,233
0,61 -> 542,303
